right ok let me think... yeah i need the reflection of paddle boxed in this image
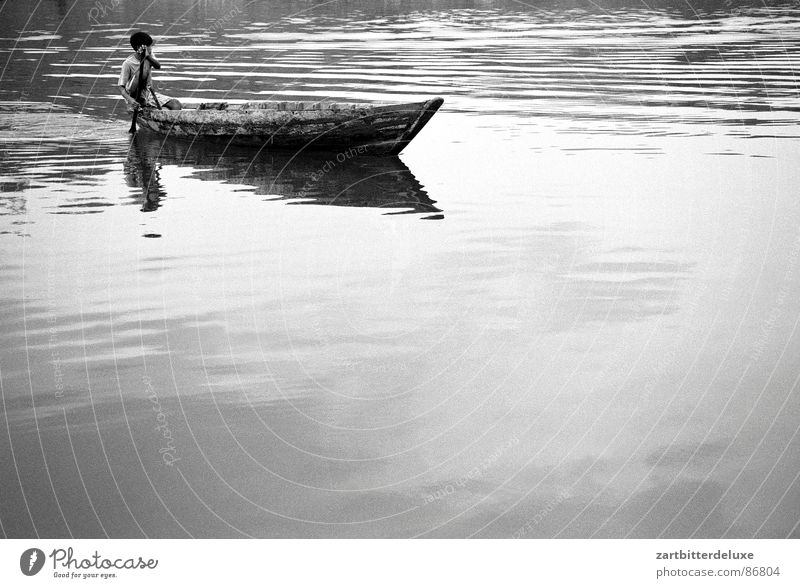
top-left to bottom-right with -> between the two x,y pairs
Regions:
128,49 -> 146,133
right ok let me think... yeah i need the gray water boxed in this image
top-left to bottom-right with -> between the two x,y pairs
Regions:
1,0 -> 799,538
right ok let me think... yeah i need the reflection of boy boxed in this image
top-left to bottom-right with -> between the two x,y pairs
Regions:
123,137 -> 165,212
118,31 -> 182,111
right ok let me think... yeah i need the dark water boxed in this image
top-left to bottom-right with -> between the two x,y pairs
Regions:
1,0 -> 800,538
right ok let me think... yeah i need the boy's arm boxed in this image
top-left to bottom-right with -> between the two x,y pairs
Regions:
145,46 -> 161,70
118,60 -> 139,107
118,85 -> 138,107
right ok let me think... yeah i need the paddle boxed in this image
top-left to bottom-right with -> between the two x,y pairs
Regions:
128,47 -> 147,133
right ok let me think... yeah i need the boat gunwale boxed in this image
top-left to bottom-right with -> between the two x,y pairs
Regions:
138,97 -> 443,121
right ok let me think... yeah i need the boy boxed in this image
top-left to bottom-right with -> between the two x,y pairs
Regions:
118,31 -> 181,111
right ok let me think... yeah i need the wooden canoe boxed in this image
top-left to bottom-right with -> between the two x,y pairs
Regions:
135,97 -> 444,156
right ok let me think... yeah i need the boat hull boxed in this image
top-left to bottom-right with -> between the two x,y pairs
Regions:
136,98 -> 443,156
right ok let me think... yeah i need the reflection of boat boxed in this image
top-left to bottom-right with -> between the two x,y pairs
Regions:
127,133 -> 442,217
136,98 -> 443,156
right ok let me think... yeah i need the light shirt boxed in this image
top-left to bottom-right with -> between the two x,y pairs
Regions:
118,54 -> 151,94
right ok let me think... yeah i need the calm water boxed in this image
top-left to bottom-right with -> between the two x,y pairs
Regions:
1,0 -> 800,538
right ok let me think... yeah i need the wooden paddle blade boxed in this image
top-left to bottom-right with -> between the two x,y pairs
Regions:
129,109 -> 138,133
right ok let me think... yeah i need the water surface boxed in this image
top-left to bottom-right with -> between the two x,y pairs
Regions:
1,0 -> 799,538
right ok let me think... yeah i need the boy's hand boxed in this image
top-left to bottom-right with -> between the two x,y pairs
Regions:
124,94 -> 141,111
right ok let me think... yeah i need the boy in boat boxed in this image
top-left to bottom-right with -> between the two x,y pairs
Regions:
118,31 -> 182,111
